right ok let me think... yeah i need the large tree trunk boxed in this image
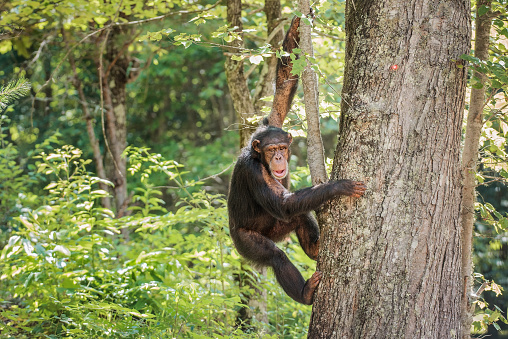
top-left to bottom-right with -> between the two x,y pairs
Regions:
308,0 -> 470,338
460,2 -> 493,337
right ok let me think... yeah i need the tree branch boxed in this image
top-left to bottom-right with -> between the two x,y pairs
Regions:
297,3 -> 327,184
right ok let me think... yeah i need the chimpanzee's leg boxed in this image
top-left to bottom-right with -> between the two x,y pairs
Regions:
232,228 -> 321,305
295,213 -> 320,260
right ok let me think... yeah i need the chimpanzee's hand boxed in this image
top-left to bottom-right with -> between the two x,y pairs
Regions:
334,180 -> 366,198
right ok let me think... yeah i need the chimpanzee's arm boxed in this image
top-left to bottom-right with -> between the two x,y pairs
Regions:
248,161 -> 363,221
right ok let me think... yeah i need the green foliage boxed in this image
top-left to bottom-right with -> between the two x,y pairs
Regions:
0,112 -> 45,240
0,142 -> 32,232
0,77 -> 31,112
0,144 -> 314,338
471,274 -> 508,333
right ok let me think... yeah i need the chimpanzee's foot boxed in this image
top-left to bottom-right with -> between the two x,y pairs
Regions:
302,271 -> 323,305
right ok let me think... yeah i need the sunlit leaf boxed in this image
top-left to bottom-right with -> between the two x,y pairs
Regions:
54,245 -> 71,256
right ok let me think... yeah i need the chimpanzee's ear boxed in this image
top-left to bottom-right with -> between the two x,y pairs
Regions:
287,133 -> 293,146
252,139 -> 261,157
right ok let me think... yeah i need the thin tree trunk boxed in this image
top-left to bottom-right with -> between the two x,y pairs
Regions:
99,74 -> 127,213
66,36 -> 111,210
308,0 -> 470,337
252,0 -> 284,114
96,25 -> 132,235
460,1 -> 493,337
297,1 -> 327,185
105,27 -> 132,218
225,0 -> 256,148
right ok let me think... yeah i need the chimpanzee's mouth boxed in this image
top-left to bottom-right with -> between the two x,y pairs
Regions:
272,169 -> 287,180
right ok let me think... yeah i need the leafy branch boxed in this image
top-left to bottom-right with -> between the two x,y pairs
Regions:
0,77 -> 31,112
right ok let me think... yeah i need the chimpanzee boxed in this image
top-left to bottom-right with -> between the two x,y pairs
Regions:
227,14 -> 366,305
228,126 -> 366,304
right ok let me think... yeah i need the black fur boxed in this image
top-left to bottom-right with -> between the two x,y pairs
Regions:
228,126 -> 366,304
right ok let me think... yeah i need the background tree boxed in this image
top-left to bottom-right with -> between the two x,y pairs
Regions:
308,0 -> 471,337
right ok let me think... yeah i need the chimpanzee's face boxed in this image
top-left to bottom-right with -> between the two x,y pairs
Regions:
262,142 -> 290,179
252,131 -> 292,180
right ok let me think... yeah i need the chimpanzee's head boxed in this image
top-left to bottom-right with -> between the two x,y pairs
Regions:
251,126 -> 292,180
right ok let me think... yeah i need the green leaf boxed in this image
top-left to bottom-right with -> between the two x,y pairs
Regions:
22,239 -> 34,256
500,218 -> 508,230
35,244 -> 47,256
491,79 -> 502,88
290,58 -> 307,76
24,273 -> 34,288
461,54 -> 480,63
8,235 -> 20,246
90,189 -> 109,196
93,17 -> 109,25
0,77 -> 31,111
478,5 -> 489,16
472,321 -> 483,332
54,245 -> 71,256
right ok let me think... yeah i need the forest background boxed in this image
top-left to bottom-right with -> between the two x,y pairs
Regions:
0,0 -> 507,338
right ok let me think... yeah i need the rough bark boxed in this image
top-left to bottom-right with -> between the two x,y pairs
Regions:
308,0 -> 470,338
297,1 -> 327,185
460,2 -> 493,337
